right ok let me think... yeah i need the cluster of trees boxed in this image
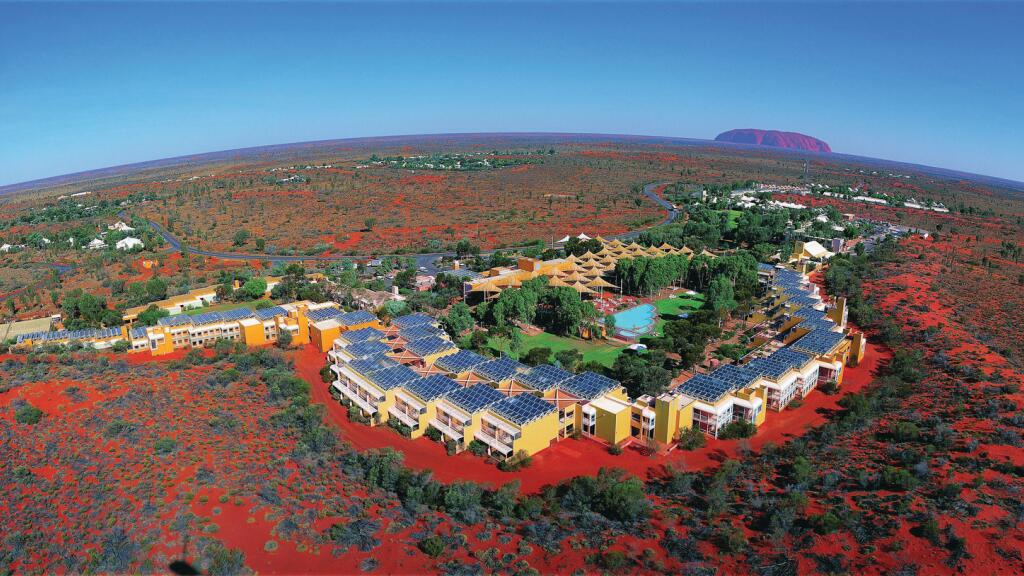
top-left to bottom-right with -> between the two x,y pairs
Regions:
477,277 -> 599,337
270,264 -> 329,302
614,255 -> 689,296
60,289 -> 122,329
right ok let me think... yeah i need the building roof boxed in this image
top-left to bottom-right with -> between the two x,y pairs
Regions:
398,324 -> 446,342
709,364 -> 762,390
405,374 -> 461,402
345,340 -> 393,360
349,355 -> 401,375
307,306 -> 344,323
434,349 -> 489,374
365,363 -> 421,391
392,313 -> 435,328
474,356 -> 528,383
561,371 -> 619,400
404,335 -> 456,358
338,326 -> 385,344
791,329 -> 846,356
745,348 -> 813,380
445,383 -> 504,414
492,393 -> 556,426
338,310 -> 377,327
676,373 -> 733,404
514,364 -> 574,391
254,306 -> 288,320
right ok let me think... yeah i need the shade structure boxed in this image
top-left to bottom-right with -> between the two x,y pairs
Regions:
582,267 -> 604,278
570,281 -> 596,295
547,275 -> 570,287
560,271 -> 584,283
470,281 -> 502,293
586,277 -> 617,289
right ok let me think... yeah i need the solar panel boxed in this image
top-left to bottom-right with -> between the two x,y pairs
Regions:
798,317 -> 836,332
492,393 -> 555,425
788,295 -> 822,308
349,355 -> 400,375
677,374 -> 733,403
710,364 -> 762,389
254,306 -> 288,320
398,324 -> 445,342
367,364 -> 420,391
445,383 -> 504,414
792,308 -> 828,321
748,347 -> 813,380
474,356 -> 527,383
404,335 -> 455,358
158,314 -> 193,327
339,309 -> 377,326
130,327 -> 147,339
792,329 -> 846,356
339,327 -> 385,344
405,374 -> 461,402
190,311 -> 225,325
515,364 -> 574,391
434,349 -> 488,374
220,307 -> 254,321
561,371 -> 619,400
346,340 -> 392,359
307,306 -> 344,323
392,313 -> 435,328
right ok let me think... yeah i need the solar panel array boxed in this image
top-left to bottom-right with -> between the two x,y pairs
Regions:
792,308 -> 828,321
710,364 -> 762,389
561,371 -> 618,400
404,335 -> 455,358
367,364 -> 421,391
474,356 -> 527,383
399,324 -> 445,342
405,374 -> 461,402
349,355 -> 400,375
677,373 -> 733,403
189,311 -> 226,325
393,313 -> 435,328
130,326 -> 147,339
792,329 -> 846,356
493,393 -> 555,425
339,327 -> 385,344
338,310 -> 377,326
254,306 -> 288,320
797,317 -> 836,332
445,383 -> 504,414
158,314 -> 193,327
307,306 -> 344,323
16,327 -> 123,344
745,347 -> 812,380
788,295 -> 822,308
434,349 -> 488,374
515,364 -> 574,391
346,340 -> 392,359
221,307 -> 255,322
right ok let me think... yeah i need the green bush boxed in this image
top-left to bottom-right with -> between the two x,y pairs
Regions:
424,426 -> 443,442
154,437 -> 178,455
14,403 -> 43,425
468,439 -> 488,456
608,444 -> 624,455
418,535 -> 445,558
718,419 -> 757,439
677,426 -> 706,450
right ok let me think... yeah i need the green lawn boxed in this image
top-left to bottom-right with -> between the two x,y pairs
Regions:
653,293 -> 705,316
182,299 -> 272,315
490,331 -> 626,367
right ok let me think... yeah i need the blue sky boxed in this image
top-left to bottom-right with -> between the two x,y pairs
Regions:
2,1 -> 1022,185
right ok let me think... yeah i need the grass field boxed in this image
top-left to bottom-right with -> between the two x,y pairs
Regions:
491,331 -> 626,367
649,292 -> 705,335
183,299 -> 272,315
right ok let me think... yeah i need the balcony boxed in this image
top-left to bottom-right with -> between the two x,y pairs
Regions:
429,418 -> 463,442
332,381 -> 377,415
388,406 -> 419,430
474,430 -> 513,456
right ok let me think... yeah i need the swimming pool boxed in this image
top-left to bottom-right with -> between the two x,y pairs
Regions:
609,303 -> 657,338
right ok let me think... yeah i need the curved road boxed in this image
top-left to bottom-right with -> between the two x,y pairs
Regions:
132,181 -> 678,273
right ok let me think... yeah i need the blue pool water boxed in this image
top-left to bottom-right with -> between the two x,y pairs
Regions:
610,304 -> 657,338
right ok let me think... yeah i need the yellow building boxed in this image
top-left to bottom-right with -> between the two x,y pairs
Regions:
309,309 -> 382,352
330,355 -> 420,425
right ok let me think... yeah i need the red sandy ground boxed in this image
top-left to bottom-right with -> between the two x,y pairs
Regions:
295,339 -> 888,494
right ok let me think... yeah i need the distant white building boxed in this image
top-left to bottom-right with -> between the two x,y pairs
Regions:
86,238 -> 108,250
115,237 -> 144,251
108,221 -> 135,232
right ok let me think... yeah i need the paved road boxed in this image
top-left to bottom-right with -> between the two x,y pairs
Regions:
132,181 -> 678,274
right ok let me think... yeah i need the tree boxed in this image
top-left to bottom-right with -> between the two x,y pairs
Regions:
603,314 -> 617,337
145,277 -> 168,300
14,403 -> 43,425
383,299 -> 408,318
240,278 -> 267,300
555,349 -> 583,372
417,535 -> 445,558
233,229 -> 250,246
706,275 -> 737,316
440,302 -> 473,336
522,347 -> 552,366
453,239 -> 480,258
276,329 -> 293,349
364,217 -> 377,231
138,305 -> 169,326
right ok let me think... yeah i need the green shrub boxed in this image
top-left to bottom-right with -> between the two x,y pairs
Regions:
677,426 -> 706,450
718,419 -> 757,439
14,403 -> 43,425
608,444 -> 624,456
418,535 -> 445,558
